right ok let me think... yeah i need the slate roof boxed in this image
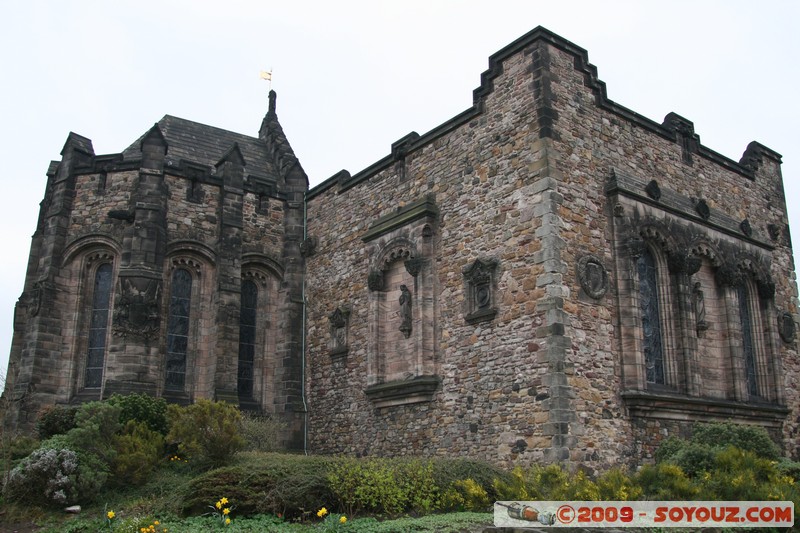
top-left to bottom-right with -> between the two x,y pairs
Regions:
122,115 -> 278,177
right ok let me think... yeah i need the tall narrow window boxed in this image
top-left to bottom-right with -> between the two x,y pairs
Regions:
737,284 -> 758,397
85,264 -> 112,388
637,248 -> 665,385
238,280 -> 258,398
166,269 -> 192,390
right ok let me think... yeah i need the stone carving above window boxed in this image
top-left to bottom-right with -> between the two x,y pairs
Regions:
463,258 -> 499,324
694,198 -> 711,220
576,254 -> 608,300
112,276 -> 162,339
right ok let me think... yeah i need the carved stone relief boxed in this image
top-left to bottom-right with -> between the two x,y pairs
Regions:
576,254 -> 608,299
113,277 -> 162,338
329,306 -> 350,356
463,258 -> 499,323
779,312 -> 796,344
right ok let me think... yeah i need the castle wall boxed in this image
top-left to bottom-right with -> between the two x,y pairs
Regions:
305,30 -> 799,467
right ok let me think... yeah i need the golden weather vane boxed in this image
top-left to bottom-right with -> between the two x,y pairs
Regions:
259,69 -> 273,91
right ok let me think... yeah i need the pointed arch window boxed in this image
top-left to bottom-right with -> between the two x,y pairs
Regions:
736,284 -> 759,397
166,268 -> 192,390
85,263 -> 113,388
637,248 -> 665,385
238,279 -> 258,398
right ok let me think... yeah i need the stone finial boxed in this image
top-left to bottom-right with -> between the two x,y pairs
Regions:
268,89 -> 277,115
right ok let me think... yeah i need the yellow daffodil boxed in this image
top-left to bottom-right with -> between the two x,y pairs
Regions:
216,501 -> 222,509
107,511 -> 115,520
317,507 -> 328,518
220,497 -> 229,505
223,508 -> 230,515
154,521 -> 159,526
225,518 -> 231,525
340,515 -> 347,524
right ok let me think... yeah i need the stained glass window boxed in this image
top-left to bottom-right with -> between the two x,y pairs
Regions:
85,264 -> 112,388
737,284 -> 758,397
638,249 -> 665,385
166,269 -> 192,390
238,280 -> 258,398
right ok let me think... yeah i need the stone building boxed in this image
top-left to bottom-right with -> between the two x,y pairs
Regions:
4,27 -> 799,466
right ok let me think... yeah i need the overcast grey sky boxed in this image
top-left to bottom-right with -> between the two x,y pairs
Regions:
1,0 -> 798,385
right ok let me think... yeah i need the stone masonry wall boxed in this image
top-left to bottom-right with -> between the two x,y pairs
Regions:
306,40 -> 632,469
305,29 -> 799,467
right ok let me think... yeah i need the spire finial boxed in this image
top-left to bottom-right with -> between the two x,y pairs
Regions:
268,90 -> 277,115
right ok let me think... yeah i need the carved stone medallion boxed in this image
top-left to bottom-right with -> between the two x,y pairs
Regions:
576,254 -> 608,299
779,312 -> 796,344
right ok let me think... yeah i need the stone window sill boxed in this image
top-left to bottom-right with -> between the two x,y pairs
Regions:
365,375 -> 441,408
622,390 -> 788,427
466,308 -> 497,325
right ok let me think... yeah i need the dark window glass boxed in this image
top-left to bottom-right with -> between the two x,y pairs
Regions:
638,249 -> 665,385
166,269 -> 192,390
238,280 -> 258,398
85,264 -> 112,388
737,284 -> 758,397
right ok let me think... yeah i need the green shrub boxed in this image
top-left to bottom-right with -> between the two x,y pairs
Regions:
3,434 -> 39,462
492,464 -> 599,501
111,420 -> 165,486
167,400 -> 245,468
596,467 -> 642,501
66,401 -> 122,465
398,459 -> 440,514
107,393 -> 168,435
328,458 -> 405,516
698,446 -> 781,501
635,463 -> 698,500
430,458 -> 509,501
239,411 -> 285,452
36,405 -> 78,440
691,421 -> 780,460
665,441 -> 717,477
3,446 -> 79,506
184,452 -> 336,518
441,478 -> 490,512
39,435 -> 109,503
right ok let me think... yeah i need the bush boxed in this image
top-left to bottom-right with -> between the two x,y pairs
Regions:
36,405 -> 78,440
430,458 -> 509,501
184,453 -> 336,518
328,458 -> 405,516
111,420 -> 165,486
3,446 -> 79,506
493,464 -> 600,501
239,412 -> 285,452
441,478 -> 490,512
39,435 -> 108,502
107,393 -> 168,435
596,467 -> 642,500
691,422 -> 780,460
66,401 -> 122,465
635,463 -> 699,500
167,400 -> 245,468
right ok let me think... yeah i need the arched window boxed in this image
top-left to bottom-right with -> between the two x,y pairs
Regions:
85,263 -> 113,388
166,268 -> 192,390
238,279 -> 258,398
637,248 -> 665,385
737,284 -> 759,397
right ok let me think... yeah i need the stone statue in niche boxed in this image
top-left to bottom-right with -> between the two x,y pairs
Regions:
328,306 -> 349,355
399,284 -> 412,338
693,282 -> 708,333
